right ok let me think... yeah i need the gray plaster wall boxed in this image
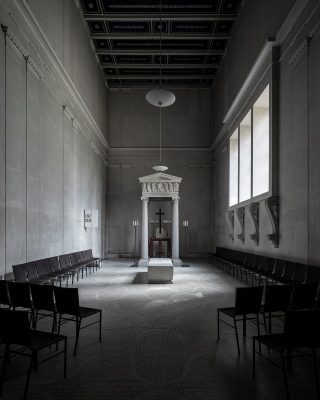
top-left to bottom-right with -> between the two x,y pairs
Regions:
213,0 -> 320,265
107,89 -> 214,257
0,0 -> 107,278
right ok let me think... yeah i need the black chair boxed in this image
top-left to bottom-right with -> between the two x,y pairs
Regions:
7,282 -> 34,324
30,284 -> 57,332
12,263 -> 28,282
0,309 -> 67,399
260,284 -> 292,333
290,283 -> 318,310
305,265 -> 320,284
54,286 -> 102,356
25,261 -> 48,284
253,309 -> 320,400
217,286 -> 264,354
0,281 -> 11,308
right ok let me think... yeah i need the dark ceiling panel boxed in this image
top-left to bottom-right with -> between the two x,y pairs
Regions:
116,54 -> 152,63
169,55 -> 206,64
107,21 -> 150,33
214,20 -> 233,34
93,39 -> 110,49
99,54 -> 114,63
88,20 -> 106,33
220,0 -> 241,14
111,39 -> 210,50
171,21 -> 214,34
101,0 -> 221,14
80,0 -> 101,14
79,0 -> 243,88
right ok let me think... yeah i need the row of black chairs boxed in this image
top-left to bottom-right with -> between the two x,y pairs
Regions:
0,282 -> 102,398
217,285 -> 320,399
210,247 -> 320,286
0,281 -> 102,355
12,249 -> 101,286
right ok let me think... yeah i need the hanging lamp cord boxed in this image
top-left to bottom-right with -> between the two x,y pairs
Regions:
159,0 -> 162,89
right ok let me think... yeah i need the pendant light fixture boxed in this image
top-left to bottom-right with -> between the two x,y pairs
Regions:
146,0 -> 176,172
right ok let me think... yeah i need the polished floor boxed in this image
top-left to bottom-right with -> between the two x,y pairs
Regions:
0,259 -> 315,399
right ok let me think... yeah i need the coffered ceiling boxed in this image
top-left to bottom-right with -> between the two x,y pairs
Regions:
78,0 -> 244,89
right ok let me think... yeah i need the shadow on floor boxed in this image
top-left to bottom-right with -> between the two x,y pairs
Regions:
132,272 -> 148,284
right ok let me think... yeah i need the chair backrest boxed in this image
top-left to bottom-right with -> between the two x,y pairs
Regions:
264,257 -> 275,275
12,263 -> 28,282
59,254 -> 71,269
0,280 -> 11,307
0,309 -> 31,346
290,283 -> 318,310
305,265 -> 320,284
7,282 -> 32,309
36,259 -> 47,278
273,259 -> 285,276
235,286 -> 264,315
88,249 -> 94,259
54,287 -> 80,315
263,284 -> 292,313
30,284 -> 55,312
284,309 -> 320,348
51,256 -> 61,272
44,258 -> 54,274
25,261 -> 38,281
292,263 -> 307,283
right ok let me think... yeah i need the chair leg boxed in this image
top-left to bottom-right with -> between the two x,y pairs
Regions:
217,310 -> 220,340
312,347 -> 320,400
74,317 -> 81,356
252,338 -> 256,379
23,354 -> 34,400
99,311 -> 102,342
243,314 -> 246,337
281,351 -> 290,400
268,311 -> 272,333
263,313 -> 268,335
33,310 -> 38,330
234,317 -> 240,355
256,314 -> 261,352
0,345 -> 9,396
64,338 -> 67,379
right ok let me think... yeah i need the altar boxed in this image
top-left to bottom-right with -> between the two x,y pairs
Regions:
138,172 -> 182,267
148,258 -> 173,283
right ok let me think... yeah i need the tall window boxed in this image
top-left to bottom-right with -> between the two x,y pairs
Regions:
229,129 -> 238,206
229,85 -> 270,206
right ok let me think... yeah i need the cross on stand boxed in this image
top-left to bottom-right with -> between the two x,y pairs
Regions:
156,208 -> 165,234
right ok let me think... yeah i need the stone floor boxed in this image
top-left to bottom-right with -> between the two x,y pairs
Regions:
0,259 -> 315,399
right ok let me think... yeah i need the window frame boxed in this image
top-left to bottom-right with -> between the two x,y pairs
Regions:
228,70 -> 278,210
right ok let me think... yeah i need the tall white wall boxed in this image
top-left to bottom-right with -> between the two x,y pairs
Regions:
0,0 -> 108,278
212,0 -> 320,265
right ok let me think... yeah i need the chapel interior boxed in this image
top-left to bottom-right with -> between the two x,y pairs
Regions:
0,0 -> 320,399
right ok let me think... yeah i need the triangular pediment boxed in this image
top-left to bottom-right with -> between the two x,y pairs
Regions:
139,172 -> 182,183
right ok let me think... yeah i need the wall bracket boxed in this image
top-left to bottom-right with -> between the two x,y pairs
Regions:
236,207 -> 245,243
248,203 -> 259,246
264,196 -> 279,248
225,210 -> 234,242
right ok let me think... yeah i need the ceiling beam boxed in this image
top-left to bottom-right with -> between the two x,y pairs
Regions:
83,14 -> 237,21
90,33 -> 230,40
101,63 -> 220,69
105,74 -> 215,79
96,49 -> 224,55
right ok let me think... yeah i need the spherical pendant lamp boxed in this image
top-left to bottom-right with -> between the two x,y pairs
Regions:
146,88 -> 176,108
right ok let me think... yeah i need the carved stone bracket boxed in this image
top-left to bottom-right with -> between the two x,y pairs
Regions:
264,196 -> 279,248
225,211 -> 234,242
236,207 -> 245,243
248,203 -> 259,246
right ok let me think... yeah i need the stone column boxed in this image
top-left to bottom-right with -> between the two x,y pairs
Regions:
171,197 -> 182,265
139,197 -> 149,266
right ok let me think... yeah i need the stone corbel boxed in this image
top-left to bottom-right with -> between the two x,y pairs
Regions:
264,196 -> 279,248
248,203 -> 259,246
225,211 -> 234,242
236,207 -> 245,243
